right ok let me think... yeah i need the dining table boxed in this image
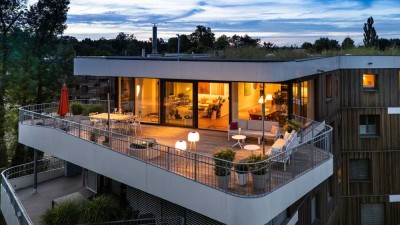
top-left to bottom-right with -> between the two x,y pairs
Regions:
88,113 -> 136,122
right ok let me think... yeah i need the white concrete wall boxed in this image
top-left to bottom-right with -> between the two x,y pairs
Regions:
9,168 -> 64,190
1,184 -> 24,225
19,124 -> 333,225
74,56 -> 400,83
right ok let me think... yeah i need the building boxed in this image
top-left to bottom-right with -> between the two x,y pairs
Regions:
2,55 -> 400,225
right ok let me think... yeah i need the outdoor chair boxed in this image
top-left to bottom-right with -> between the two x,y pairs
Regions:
126,116 -> 142,135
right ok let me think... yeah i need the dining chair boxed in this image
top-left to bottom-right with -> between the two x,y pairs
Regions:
126,116 -> 142,135
89,112 -> 99,126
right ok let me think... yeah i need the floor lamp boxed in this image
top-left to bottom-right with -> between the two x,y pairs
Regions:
188,131 -> 200,152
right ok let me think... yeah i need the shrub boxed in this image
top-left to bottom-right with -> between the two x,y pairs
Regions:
212,148 -> 236,176
40,200 -> 85,225
284,119 -> 302,132
84,104 -> 106,116
234,163 -> 249,174
82,194 -> 119,224
248,154 -> 268,175
70,102 -> 85,115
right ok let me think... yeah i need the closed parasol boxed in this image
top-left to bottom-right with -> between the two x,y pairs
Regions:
57,84 -> 69,117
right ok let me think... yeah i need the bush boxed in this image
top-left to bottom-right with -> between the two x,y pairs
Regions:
212,148 -> 236,176
83,195 -> 120,224
70,102 -> 85,115
41,200 -> 85,225
248,154 -> 268,175
284,119 -> 302,132
234,163 -> 249,174
84,104 -> 106,116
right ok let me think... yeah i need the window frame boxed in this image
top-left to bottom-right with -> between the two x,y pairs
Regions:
362,74 -> 378,91
349,159 -> 371,182
326,74 -> 333,99
359,115 -> 380,137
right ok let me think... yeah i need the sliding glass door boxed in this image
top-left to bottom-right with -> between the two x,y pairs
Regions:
164,81 -> 193,127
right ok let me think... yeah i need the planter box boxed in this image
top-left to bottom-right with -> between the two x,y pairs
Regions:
216,175 -> 230,189
236,172 -> 248,186
252,173 -> 268,190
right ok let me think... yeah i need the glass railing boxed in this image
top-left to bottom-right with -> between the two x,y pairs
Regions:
19,101 -> 333,197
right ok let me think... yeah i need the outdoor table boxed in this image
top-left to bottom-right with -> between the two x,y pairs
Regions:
89,113 -> 136,122
232,135 -> 246,149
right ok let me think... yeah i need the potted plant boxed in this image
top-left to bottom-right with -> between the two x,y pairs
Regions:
70,102 -> 85,123
248,154 -> 269,190
284,119 -> 302,132
212,148 -> 236,189
234,162 -> 249,186
208,96 -> 226,119
272,90 -> 285,111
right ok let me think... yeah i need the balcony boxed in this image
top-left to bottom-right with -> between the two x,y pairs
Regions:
10,101 -> 333,224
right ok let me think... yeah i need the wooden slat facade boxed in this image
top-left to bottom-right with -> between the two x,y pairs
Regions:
338,68 -> 400,225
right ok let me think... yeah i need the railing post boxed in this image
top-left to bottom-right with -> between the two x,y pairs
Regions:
225,162 -> 229,191
167,147 -> 170,171
194,154 -> 197,181
31,113 -> 34,125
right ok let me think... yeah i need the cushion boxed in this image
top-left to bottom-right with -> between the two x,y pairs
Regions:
238,120 -> 248,130
270,125 -> 278,135
229,122 -> 238,130
248,120 -> 262,131
284,131 -> 291,140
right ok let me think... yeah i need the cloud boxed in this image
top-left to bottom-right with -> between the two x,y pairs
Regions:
60,0 -> 400,46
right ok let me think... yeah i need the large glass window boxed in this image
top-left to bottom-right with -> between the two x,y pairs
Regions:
135,78 -> 159,123
118,77 -> 134,113
292,80 -> 314,120
164,82 -> 193,127
237,82 -> 287,126
197,82 -> 229,130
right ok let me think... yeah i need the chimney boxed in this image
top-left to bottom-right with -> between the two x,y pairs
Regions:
152,24 -> 158,54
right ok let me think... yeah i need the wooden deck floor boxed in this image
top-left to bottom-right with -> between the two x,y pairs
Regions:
23,119 -> 330,197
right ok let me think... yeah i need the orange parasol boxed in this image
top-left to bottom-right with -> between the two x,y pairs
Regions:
57,83 -> 70,117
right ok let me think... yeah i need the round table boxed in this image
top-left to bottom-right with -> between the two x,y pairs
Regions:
243,144 -> 260,155
232,135 -> 246,149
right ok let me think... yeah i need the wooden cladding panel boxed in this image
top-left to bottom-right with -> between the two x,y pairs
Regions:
341,108 -> 400,151
340,196 -> 400,225
342,152 -> 400,195
340,68 -> 400,108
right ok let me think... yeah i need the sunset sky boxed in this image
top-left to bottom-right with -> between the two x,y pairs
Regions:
28,0 -> 400,46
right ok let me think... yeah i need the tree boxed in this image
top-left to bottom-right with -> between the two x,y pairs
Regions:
313,37 -> 340,52
377,38 -> 390,51
25,0 -> 70,103
363,16 -> 378,47
190,25 -> 215,53
0,0 -> 27,167
301,42 -> 313,50
214,35 -> 229,50
342,37 -> 355,50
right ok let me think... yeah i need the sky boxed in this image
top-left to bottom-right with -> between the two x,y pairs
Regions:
28,0 -> 400,46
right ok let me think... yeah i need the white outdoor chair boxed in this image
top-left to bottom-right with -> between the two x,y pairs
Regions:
126,116 -> 142,135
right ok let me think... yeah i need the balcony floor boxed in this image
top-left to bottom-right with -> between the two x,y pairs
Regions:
16,174 -> 90,225
21,119 -> 330,197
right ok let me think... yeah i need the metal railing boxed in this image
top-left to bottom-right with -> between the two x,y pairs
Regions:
1,157 -> 64,225
78,216 -> 185,225
19,101 -> 333,197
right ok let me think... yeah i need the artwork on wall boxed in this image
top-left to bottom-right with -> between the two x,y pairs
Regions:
198,82 -> 210,94
211,83 -> 224,95
244,83 -> 251,96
